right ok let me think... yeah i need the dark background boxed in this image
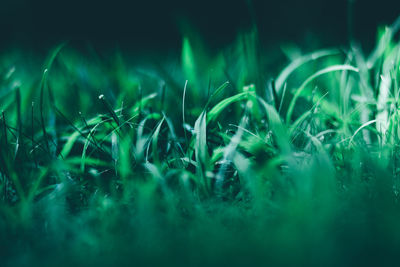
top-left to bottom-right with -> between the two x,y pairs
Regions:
0,0 -> 399,51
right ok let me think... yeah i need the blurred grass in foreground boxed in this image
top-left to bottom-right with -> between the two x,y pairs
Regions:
2,18 -> 400,267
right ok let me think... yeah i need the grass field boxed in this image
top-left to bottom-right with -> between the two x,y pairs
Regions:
2,17 -> 400,266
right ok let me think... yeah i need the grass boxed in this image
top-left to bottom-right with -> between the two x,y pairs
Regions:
2,17 -> 400,266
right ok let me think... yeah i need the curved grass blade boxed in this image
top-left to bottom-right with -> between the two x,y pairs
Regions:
275,49 -> 339,93
286,65 -> 359,123
349,119 -> 378,147
207,91 -> 254,123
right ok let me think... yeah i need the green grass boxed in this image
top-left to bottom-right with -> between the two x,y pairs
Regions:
2,18 -> 400,266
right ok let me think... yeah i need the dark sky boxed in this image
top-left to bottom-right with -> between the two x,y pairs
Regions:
0,0 -> 399,50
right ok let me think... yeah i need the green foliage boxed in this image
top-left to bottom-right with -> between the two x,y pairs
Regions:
2,18 -> 400,267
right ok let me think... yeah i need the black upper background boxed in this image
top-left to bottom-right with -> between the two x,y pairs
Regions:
0,0 -> 399,51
